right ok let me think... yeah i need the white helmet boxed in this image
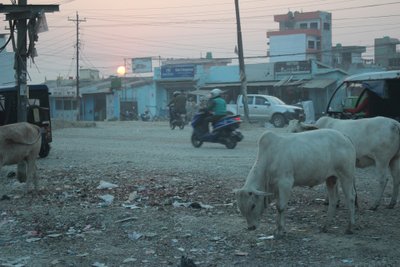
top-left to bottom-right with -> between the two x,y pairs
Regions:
210,88 -> 222,98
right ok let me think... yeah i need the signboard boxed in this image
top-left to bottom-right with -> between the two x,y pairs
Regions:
132,57 -> 152,73
274,60 -> 311,73
161,64 -> 195,79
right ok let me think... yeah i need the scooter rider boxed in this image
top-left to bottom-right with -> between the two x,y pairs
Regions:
206,88 -> 227,129
168,91 -> 187,123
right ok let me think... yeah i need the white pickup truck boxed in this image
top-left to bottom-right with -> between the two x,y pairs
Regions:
226,94 -> 305,127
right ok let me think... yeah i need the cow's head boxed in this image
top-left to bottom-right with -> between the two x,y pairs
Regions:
287,119 -> 319,133
234,188 -> 271,230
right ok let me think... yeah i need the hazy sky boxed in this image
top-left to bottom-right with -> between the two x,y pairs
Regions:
1,0 -> 399,83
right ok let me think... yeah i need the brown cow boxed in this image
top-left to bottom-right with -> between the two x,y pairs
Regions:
0,122 -> 42,191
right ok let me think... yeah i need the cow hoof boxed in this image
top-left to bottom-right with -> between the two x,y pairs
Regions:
273,229 -> 286,238
320,225 -> 328,233
345,229 -> 354,235
387,203 -> 396,209
368,206 -> 378,211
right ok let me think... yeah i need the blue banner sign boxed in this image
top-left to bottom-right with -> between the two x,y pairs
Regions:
161,64 -> 195,78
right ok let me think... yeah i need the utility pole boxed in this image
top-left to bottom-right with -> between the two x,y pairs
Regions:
68,12 -> 86,121
234,0 -> 250,123
0,1 -> 59,122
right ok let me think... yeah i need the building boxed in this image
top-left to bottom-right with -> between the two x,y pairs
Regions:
267,11 -> 332,66
332,44 -> 366,70
375,36 -> 400,70
0,33 -> 14,86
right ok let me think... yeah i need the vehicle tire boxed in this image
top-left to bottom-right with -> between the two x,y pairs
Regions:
191,133 -> 203,148
39,143 -> 51,158
225,137 -> 237,149
271,113 -> 286,128
170,122 -> 176,130
179,124 -> 185,130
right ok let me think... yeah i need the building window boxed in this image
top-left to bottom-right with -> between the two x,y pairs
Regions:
55,99 -> 77,110
55,100 -> 63,110
323,22 -> 330,30
299,23 -> 307,29
308,41 -> 315,49
310,22 -> 318,29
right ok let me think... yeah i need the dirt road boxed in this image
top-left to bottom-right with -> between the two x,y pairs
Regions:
0,121 -> 399,266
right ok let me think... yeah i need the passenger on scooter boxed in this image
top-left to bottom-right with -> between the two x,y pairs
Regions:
168,91 -> 187,123
205,88 -> 227,130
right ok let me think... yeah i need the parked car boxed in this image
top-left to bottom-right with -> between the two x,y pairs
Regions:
326,70 -> 400,120
0,84 -> 52,157
226,94 -> 305,127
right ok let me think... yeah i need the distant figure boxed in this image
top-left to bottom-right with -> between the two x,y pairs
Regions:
345,90 -> 372,118
205,88 -> 227,126
168,91 -> 187,123
186,97 -> 197,122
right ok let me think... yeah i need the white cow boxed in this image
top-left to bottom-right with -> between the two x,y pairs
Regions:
0,122 -> 42,191
235,129 -> 357,237
287,116 -> 400,210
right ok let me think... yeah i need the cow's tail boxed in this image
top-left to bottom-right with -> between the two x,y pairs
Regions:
394,121 -> 400,157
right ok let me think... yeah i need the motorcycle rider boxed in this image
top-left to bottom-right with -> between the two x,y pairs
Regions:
168,91 -> 187,124
205,88 -> 227,129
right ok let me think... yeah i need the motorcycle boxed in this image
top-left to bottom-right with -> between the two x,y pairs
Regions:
170,111 -> 186,130
140,110 -> 151,122
190,110 -> 243,149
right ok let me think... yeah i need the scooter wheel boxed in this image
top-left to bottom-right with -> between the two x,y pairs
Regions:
225,138 -> 237,149
191,133 -> 203,148
179,124 -> 185,130
170,122 -> 176,130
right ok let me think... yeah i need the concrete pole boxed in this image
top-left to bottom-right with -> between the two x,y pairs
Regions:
234,0 -> 250,123
16,0 -> 28,122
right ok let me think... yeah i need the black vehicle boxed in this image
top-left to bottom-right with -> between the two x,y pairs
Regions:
0,84 -> 52,157
326,70 -> 400,120
190,110 -> 243,149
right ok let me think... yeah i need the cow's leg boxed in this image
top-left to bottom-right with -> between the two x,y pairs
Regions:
322,176 -> 338,233
275,179 -> 293,237
339,175 -> 356,234
26,159 -> 38,192
17,161 -> 27,183
388,157 -> 400,209
370,162 -> 391,210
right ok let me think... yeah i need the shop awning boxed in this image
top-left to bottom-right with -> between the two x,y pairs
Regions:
300,79 -> 336,89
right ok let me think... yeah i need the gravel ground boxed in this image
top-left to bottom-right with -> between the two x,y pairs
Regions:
0,120 -> 399,267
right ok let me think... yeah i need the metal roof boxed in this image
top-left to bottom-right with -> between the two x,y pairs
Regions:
344,70 -> 400,82
300,79 -> 336,89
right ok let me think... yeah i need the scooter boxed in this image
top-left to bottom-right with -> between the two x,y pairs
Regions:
190,111 -> 243,149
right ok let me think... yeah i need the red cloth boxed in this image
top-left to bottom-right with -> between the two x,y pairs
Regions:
346,97 -> 370,117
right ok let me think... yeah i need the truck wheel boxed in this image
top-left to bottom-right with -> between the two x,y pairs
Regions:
39,143 -> 51,158
271,114 -> 286,128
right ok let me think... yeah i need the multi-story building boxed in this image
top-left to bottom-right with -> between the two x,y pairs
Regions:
267,11 -> 332,66
375,36 -> 400,69
332,44 -> 367,70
